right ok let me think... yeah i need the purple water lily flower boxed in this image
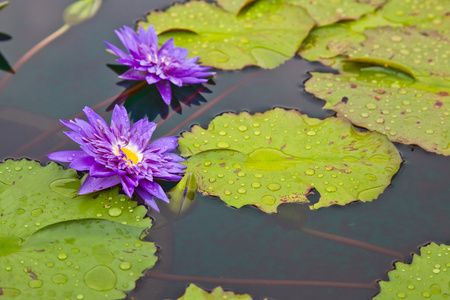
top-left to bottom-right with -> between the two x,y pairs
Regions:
47,105 -> 185,212
104,25 -> 214,104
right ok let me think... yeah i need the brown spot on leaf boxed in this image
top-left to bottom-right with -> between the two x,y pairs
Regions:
434,100 -> 443,108
350,84 -> 357,88
233,169 -> 242,173
219,163 -> 226,167
375,96 -> 381,101
437,91 -> 448,96
33,249 -> 45,252
375,89 -> 386,94
280,143 -> 286,150
92,194 -> 99,199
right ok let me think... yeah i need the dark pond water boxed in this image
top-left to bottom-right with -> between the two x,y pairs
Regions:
1,1 -> 449,299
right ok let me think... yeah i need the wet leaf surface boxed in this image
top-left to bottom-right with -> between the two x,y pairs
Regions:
285,0 -> 385,26
0,160 -> 156,299
140,0 -> 314,70
176,284 -> 252,300
178,108 -> 401,212
374,243 -> 450,299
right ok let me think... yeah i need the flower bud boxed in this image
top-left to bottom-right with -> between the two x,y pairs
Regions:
63,0 -> 102,26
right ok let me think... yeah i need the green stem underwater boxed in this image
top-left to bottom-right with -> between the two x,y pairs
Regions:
0,24 -> 71,94
146,271 -> 378,290
301,227 -> 404,259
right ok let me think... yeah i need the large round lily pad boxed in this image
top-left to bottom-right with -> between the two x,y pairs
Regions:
139,0 -> 314,70
374,243 -> 450,299
0,160 -> 156,299
305,69 -> 450,156
178,108 -> 401,212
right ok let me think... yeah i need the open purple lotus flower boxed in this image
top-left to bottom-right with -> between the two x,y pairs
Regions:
104,25 -> 214,105
47,105 -> 185,212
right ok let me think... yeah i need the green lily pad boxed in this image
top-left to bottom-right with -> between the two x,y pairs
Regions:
139,0 -> 314,70
215,0 -> 257,14
305,68 -> 450,155
331,26 -> 450,83
0,159 -> 150,240
0,219 -> 157,300
374,243 -> 450,299
285,0 -> 385,26
298,0 -> 450,65
178,108 -> 401,212
176,284 -> 253,300
0,160 -> 157,299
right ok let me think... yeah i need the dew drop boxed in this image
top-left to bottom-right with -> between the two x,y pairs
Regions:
360,112 -> 369,118
390,35 -> 403,42
193,143 -> 201,148
254,173 -> 263,178
251,182 -> 261,188
49,178 -> 80,198
267,183 -> 281,191
28,279 -> 43,288
119,261 -> 131,270
396,292 -> 406,298
430,284 -> 441,294
0,288 -> 21,297
261,195 -> 276,205
204,161 -> 212,166
84,265 -> 117,291
364,173 -> 377,181
216,141 -> 230,148
306,131 -> 316,136
237,171 -> 246,177
219,131 -> 227,136
366,103 -> 377,110
325,186 -> 337,193
238,125 -> 248,132
305,169 -> 315,176
108,207 -> 122,217
57,253 -> 68,260
31,208 -> 43,217
52,273 -> 68,284
425,129 -> 434,134
16,208 -> 25,215
209,178 -> 216,183
207,50 -> 229,63
252,122 -> 260,128
224,190 -> 231,195
237,188 -> 246,194
407,284 -> 415,290
14,166 -> 22,171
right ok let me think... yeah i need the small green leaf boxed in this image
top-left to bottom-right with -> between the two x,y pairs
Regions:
0,0 -> 8,11
63,0 -> 102,26
0,51 -> 13,73
139,0 -> 314,70
179,108 -> 401,212
374,243 -> 450,299
151,173 -> 199,228
176,284 -> 253,300
0,219 -> 157,300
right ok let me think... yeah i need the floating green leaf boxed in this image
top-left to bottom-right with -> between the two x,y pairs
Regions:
0,160 -> 156,299
176,284 -> 253,300
178,108 -> 401,212
0,219 -> 157,300
374,243 -> 450,299
215,0 -> 256,14
305,60 -> 450,154
139,0 -> 314,70
285,0 -> 385,26
298,0 -> 450,64
332,26 -> 450,84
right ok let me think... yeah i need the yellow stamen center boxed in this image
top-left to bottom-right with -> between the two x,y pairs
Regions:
121,148 -> 139,165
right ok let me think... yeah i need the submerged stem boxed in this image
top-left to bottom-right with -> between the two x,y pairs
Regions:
0,24 -> 71,94
162,70 -> 265,137
13,81 -> 146,157
301,227 -> 404,259
146,271 -> 378,290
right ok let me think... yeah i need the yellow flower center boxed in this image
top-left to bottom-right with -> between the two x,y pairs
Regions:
121,148 -> 140,165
